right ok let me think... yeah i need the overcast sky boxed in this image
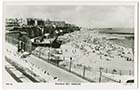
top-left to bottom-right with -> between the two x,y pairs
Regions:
4,5 -> 134,28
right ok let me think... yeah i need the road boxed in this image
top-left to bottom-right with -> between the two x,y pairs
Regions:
5,42 -> 87,82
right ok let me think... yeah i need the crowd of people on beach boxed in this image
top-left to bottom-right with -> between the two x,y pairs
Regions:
58,29 -> 134,62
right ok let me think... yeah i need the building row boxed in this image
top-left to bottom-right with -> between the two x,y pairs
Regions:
5,18 -> 69,30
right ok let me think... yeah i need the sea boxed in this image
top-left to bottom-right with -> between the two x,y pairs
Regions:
95,28 -> 134,49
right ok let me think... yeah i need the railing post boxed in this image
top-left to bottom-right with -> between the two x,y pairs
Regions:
99,67 -> 104,83
106,68 -> 108,73
119,70 -> 122,76
57,60 -> 59,67
69,60 -> 72,72
48,49 -> 50,62
83,66 -> 86,78
129,70 -> 131,75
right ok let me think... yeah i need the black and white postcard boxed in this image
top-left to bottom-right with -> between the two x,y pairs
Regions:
2,0 -> 138,89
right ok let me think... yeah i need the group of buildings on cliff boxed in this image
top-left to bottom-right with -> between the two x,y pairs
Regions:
5,18 -> 80,52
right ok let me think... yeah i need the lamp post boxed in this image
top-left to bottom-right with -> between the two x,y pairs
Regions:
48,40 -> 51,62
